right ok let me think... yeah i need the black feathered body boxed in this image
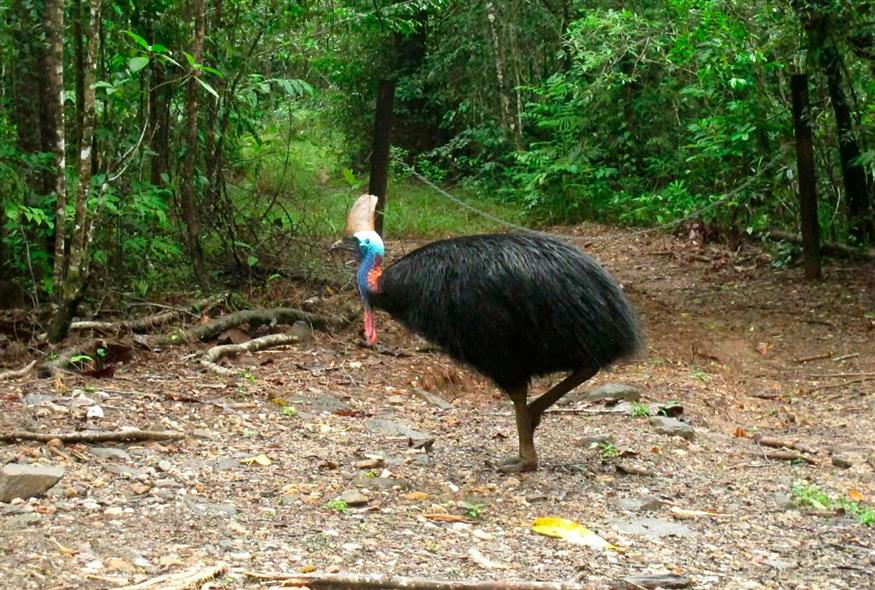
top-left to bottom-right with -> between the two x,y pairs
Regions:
370,233 -> 641,392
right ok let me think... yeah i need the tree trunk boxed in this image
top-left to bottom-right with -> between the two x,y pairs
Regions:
806,13 -> 872,243
368,79 -> 396,236
790,74 -> 821,280
484,0 -> 520,149
179,0 -> 210,291
43,0 -> 67,296
48,0 -> 103,343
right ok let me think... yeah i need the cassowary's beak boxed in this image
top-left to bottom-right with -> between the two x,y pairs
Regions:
329,236 -> 358,253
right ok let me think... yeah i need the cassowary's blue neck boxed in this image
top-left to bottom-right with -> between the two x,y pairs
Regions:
356,250 -> 382,345
356,251 -> 383,298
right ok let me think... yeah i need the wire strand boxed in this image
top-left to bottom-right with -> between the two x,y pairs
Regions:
394,154 -> 783,247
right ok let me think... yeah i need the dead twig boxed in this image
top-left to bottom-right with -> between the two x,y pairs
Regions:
756,436 -> 819,455
200,332 -> 301,376
0,360 -> 38,381
762,450 -> 817,464
0,429 -> 185,444
809,377 -> 875,393
795,352 -> 832,364
116,562 -> 227,590
243,571 -> 603,590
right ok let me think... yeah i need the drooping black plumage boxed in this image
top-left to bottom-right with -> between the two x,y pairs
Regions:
337,195 -> 641,471
370,233 -> 641,392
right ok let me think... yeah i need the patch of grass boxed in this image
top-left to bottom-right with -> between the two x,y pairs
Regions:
689,369 -> 711,382
281,406 -> 298,417
325,499 -> 349,513
791,482 -> 874,526
628,401 -> 652,418
462,502 -> 484,519
232,116 -> 524,240
594,441 -> 619,458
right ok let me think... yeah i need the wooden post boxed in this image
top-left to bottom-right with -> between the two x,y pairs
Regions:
790,73 -> 821,280
368,79 -> 395,236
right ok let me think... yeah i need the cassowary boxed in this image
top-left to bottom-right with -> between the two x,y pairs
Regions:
332,195 -> 641,472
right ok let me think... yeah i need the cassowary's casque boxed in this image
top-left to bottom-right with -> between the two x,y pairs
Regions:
333,195 -> 641,472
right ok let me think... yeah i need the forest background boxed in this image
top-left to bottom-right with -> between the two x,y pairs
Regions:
0,0 -> 872,342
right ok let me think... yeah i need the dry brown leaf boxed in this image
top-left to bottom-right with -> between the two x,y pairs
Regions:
423,513 -> 467,523
848,489 -> 865,502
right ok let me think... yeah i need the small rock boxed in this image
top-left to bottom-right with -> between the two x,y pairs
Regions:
338,490 -> 369,507
584,383 -> 643,403
525,493 -> 549,503
291,320 -> 313,343
23,393 -> 57,407
831,455 -> 852,469
157,460 -> 173,473
365,419 -> 432,443
89,447 -> 130,461
5,513 -> 42,527
192,429 -> 214,440
616,463 -> 656,477
622,573 -> 693,589
386,395 -> 405,406
0,463 -> 65,503
104,465 -> 148,480
649,416 -> 695,440
609,517 -> 692,538
579,434 -> 614,448
617,496 -> 665,512
353,457 -> 384,470
308,393 -> 351,414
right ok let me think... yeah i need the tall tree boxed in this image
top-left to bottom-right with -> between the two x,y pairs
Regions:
179,0 -> 209,291
791,73 -> 821,280
43,0 -> 67,295
48,0 -> 103,342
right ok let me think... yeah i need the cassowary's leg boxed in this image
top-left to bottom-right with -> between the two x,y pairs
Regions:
498,387 -> 538,473
528,366 -> 598,428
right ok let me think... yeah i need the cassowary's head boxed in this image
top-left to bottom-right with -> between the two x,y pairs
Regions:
331,195 -> 383,345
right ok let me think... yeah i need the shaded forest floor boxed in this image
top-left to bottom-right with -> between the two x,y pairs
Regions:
1,223 -> 874,589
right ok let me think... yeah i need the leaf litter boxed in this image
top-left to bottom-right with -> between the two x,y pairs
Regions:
0,224 -> 873,589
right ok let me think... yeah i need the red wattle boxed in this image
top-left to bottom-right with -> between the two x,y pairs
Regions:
364,309 -> 377,345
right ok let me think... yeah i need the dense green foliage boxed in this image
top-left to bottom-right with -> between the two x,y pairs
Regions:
0,0 -> 872,312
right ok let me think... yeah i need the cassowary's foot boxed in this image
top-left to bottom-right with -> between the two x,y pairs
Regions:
497,455 -> 538,473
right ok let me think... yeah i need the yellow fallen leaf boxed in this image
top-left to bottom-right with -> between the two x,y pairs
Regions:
239,454 -> 272,466
848,489 -> 865,502
531,517 -> 622,552
400,491 -> 430,501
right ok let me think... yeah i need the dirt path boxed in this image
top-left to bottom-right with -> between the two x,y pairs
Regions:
1,225 -> 873,589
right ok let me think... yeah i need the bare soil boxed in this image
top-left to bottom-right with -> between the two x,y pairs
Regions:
1,224 -> 873,590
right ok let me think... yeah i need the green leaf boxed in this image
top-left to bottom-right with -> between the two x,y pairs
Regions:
196,77 -> 219,99
341,168 -> 358,186
150,43 -> 169,54
246,255 -> 258,267
124,30 -> 150,50
128,56 -> 149,73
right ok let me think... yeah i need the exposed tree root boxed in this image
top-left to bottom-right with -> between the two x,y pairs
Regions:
0,429 -> 185,444
154,307 -> 348,347
69,294 -> 226,335
243,571 -> 605,590
0,360 -> 37,381
767,230 -> 875,260
200,332 -> 302,375
116,562 -> 227,590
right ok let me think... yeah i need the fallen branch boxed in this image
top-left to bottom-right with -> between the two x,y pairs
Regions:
243,572 -> 604,590
200,332 -> 301,376
766,230 -> 875,260
756,436 -> 819,455
70,294 -> 226,335
155,307 -> 348,346
0,360 -> 37,381
0,429 -> 185,444
762,450 -> 817,464
117,562 -> 227,590
795,352 -> 831,364
809,377 -> 875,393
